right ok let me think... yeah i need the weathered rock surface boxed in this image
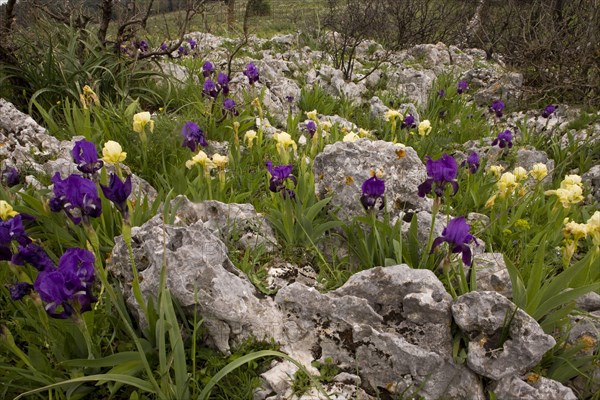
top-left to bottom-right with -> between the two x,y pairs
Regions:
108,213 -> 284,354
312,139 -> 429,223
473,253 -> 512,298
452,291 -> 556,380
169,195 -> 278,252
491,374 -> 578,400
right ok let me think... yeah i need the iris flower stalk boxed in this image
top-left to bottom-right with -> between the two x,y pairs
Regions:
252,98 -> 265,147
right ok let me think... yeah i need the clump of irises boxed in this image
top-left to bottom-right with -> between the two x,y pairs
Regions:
489,99 -> 505,118
360,175 -> 385,211
418,153 -> 459,198
461,151 -> 480,174
491,129 -> 513,149
266,160 -> 296,199
431,216 -> 478,267
244,62 -> 260,85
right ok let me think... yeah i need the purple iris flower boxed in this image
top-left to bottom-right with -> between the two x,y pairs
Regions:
491,129 -> 513,149
72,139 -> 104,174
188,38 -> 197,50
401,114 -> 416,129
178,46 -> 188,56
285,95 -> 294,103
100,174 -> 132,219
202,61 -> 215,77
222,98 -> 239,116
181,121 -> 208,152
431,216 -> 477,266
243,62 -> 259,85
33,247 -> 97,318
542,104 -> 556,118
217,72 -> 230,95
9,282 -> 33,301
461,151 -> 480,174
0,214 -> 32,261
457,80 -> 468,94
490,99 -> 505,118
49,173 -> 102,225
1,166 -> 20,187
136,40 -> 149,52
203,79 -> 218,98
305,120 -> 317,137
418,154 -> 459,198
360,176 -> 385,211
11,243 -> 56,272
266,160 -> 297,195
160,42 -> 168,51
438,89 -> 446,98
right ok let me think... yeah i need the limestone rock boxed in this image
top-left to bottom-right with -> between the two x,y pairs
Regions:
452,291 -> 555,380
170,195 -> 278,252
312,139 -> 429,223
108,214 -> 284,354
491,374 -> 577,400
473,253 -> 512,298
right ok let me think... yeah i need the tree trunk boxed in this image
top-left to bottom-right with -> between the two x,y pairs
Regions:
226,0 -> 235,30
1,0 -> 18,37
97,0 -> 114,45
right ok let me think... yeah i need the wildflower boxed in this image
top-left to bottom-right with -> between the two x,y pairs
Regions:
306,110 -> 318,121
136,40 -> 149,52
203,79 -> 218,98
438,89 -> 446,97
222,98 -> 239,116
513,167 -> 528,182
185,150 -> 214,173
343,131 -> 360,142
418,120 -> 432,136
132,111 -> 154,134
457,80 -> 468,94
462,151 -> 480,173
9,282 -> 33,301
181,122 -> 208,152
100,174 -> 132,219
360,175 -> 385,211
487,165 -> 505,178
432,216 -> 477,266
33,248 -> 97,318
490,99 -> 505,118
11,243 -> 56,272
491,129 -> 513,149
101,141 -> 127,164
243,62 -> 260,84
244,130 -> 257,148
384,109 -> 402,122
72,139 -> 104,174
530,163 -> 548,181
586,211 -> 600,246
542,104 -> 556,118
79,85 -> 100,109
285,95 -> 294,103
401,114 -> 416,129
202,61 -> 215,77
0,215 -> 32,260
305,120 -> 317,137
485,194 -> 497,208
211,154 -> 229,169
322,121 -> 334,132
418,154 -> 459,198
563,219 -> 589,241
0,200 -> 18,220
358,128 -> 371,138
273,131 -> 297,160
178,46 -> 188,56
1,166 -> 20,187
49,173 -> 102,225
497,172 -> 518,197
160,42 -> 168,51
266,160 -> 296,195
188,38 -> 197,50
544,174 -> 584,208
217,72 -> 230,95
